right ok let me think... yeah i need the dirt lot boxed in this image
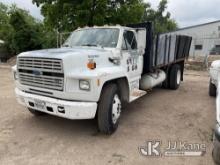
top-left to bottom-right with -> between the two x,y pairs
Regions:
0,67 -> 216,165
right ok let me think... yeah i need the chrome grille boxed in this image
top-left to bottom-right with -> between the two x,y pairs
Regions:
18,57 -> 63,73
17,57 -> 64,91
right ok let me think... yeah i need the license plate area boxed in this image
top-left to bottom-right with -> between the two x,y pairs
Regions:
34,99 -> 46,110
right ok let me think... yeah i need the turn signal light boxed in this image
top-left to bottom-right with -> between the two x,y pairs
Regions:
87,61 -> 96,70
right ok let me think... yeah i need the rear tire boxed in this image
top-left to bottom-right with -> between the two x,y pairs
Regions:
209,79 -> 216,97
97,84 -> 122,135
169,64 -> 181,90
28,108 -> 46,116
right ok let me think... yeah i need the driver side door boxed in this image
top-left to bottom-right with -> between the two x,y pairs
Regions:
122,30 -> 143,80
121,30 -> 143,94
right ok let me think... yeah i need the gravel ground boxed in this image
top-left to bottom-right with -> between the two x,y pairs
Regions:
0,67 -> 216,165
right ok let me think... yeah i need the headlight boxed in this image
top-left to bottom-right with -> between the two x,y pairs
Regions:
14,71 -> 18,80
79,80 -> 90,91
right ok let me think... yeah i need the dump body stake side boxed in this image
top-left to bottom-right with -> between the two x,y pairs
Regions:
12,22 -> 192,134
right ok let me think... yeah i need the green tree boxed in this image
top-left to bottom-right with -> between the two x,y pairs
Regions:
33,0 -> 177,33
39,25 -> 57,49
0,3 -> 57,56
0,3 -> 11,39
9,11 -> 42,54
33,0 -> 148,32
0,0 -> 178,58
143,0 -> 177,33
0,3 -> 13,54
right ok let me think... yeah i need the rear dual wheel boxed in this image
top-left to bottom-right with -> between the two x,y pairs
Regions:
163,64 -> 181,90
169,64 -> 181,90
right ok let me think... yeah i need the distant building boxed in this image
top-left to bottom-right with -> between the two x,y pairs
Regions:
166,20 -> 220,57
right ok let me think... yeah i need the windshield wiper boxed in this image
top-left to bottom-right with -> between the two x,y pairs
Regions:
81,44 -> 98,47
81,44 -> 104,49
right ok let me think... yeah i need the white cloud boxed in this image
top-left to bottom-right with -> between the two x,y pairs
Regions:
146,0 -> 220,28
0,0 -> 43,20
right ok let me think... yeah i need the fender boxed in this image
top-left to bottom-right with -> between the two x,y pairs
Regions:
66,66 -> 130,102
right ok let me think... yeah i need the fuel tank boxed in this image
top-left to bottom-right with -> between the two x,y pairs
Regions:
140,69 -> 166,90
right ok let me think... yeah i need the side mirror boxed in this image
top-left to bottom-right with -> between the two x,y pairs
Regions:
109,49 -> 122,65
109,57 -> 121,65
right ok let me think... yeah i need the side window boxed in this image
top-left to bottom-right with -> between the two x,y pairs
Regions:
123,31 -> 137,50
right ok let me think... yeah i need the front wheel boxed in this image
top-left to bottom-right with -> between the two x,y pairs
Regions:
97,84 -> 122,135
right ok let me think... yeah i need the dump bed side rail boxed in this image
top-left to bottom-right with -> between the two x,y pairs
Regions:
127,22 -> 192,73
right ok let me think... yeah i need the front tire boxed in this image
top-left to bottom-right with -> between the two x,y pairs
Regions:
97,84 -> 122,135
169,64 -> 181,90
209,79 -> 216,97
28,108 -> 46,116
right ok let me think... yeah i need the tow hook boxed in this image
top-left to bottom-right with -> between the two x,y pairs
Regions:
58,106 -> 65,114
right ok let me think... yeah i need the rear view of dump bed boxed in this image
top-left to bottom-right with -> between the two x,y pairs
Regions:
127,22 -> 192,74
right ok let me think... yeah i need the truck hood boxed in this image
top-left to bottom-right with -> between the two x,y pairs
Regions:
19,47 -> 113,59
18,47 -> 117,73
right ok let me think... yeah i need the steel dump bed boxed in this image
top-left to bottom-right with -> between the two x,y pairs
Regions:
127,22 -> 192,74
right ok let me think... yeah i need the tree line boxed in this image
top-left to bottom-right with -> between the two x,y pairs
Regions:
0,0 -> 177,57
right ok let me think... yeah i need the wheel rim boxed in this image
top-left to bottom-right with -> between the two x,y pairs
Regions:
112,94 -> 121,124
177,69 -> 181,85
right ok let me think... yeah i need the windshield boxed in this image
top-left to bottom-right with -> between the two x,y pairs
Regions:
64,28 -> 119,48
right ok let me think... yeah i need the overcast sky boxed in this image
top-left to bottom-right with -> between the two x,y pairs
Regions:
1,0 -> 220,28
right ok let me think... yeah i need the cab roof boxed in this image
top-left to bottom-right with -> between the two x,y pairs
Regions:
76,25 -> 136,31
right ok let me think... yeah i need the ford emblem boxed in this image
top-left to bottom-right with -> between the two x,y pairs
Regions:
33,70 -> 42,76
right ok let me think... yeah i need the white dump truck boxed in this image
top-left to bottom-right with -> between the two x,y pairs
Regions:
209,60 -> 220,164
12,22 -> 192,134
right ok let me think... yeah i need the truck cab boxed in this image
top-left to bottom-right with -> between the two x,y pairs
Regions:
13,23 -> 192,134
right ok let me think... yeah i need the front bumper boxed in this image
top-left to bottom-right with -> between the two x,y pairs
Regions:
15,88 -> 97,120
